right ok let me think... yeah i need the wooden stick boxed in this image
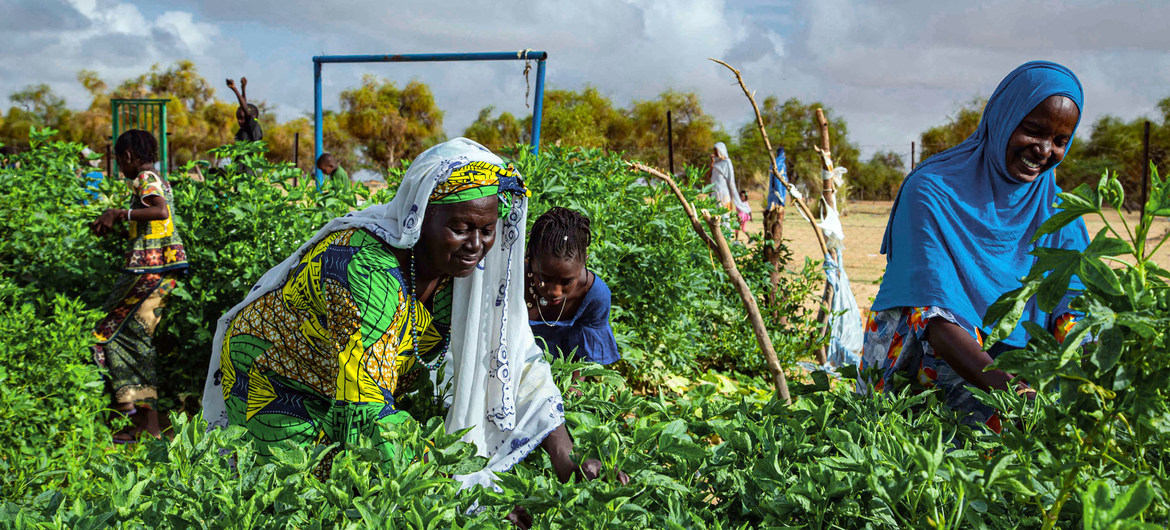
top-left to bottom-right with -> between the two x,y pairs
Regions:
629,162 -> 792,404
812,108 -> 838,366
815,108 -> 836,211
702,209 -> 792,405
629,162 -> 714,249
708,58 -> 829,258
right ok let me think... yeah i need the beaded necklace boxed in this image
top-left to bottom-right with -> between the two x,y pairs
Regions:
408,250 -> 448,371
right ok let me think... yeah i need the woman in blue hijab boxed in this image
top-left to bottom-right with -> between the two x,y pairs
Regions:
858,61 -> 1089,432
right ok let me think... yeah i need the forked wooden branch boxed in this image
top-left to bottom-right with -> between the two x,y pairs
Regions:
628,161 -> 792,404
811,107 -> 839,366
708,57 -> 829,258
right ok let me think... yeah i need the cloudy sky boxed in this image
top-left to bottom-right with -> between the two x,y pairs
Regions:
3,0 -> 1169,162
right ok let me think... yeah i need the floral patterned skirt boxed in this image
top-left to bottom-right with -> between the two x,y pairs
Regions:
92,271 -> 180,404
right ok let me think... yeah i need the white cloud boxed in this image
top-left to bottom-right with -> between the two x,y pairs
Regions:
2,0 -> 1168,163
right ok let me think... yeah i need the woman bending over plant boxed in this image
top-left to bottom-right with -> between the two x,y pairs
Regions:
859,61 -> 1087,432
201,138 -> 626,495
90,129 -> 189,442
525,207 -> 620,382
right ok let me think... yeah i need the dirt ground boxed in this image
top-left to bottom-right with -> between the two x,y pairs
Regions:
737,192 -> 1170,316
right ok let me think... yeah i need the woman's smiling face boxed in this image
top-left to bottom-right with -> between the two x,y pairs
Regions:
1004,95 -> 1079,183
416,195 -> 499,278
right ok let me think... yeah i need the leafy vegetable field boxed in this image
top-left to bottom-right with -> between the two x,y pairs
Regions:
1,129 -> 1168,528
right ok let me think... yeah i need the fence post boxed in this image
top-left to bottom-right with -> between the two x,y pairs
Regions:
666,109 -> 674,175
293,132 -> 301,187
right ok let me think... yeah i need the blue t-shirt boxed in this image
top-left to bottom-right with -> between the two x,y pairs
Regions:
529,272 -> 620,365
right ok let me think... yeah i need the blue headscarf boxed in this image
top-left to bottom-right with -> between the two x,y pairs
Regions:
872,61 -> 1090,347
768,147 -> 788,210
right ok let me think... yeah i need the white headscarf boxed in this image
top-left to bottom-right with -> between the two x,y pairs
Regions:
200,137 -> 565,488
710,142 -> 752,215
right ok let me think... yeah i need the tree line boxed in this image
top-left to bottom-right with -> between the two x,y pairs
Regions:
2,60 -> 1166,203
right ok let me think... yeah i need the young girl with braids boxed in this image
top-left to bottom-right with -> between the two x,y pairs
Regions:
525,207 -> 620,371
89,129 -> 188,442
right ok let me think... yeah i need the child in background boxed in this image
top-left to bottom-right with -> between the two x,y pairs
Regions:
525,208 -> 620,387
89,130 -> 189,443
315,152 -> 350,189
226,77 -> 263,142
736,189 -> 752,240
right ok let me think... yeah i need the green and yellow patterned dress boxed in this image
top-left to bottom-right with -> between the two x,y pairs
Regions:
216,227 -> 450,473
93,170 -> 188,405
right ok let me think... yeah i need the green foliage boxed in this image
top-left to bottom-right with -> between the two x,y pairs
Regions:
1058,107 -> 1170,208
852,150 -> 907,201
919,96 -> 986,161
463,105 -> 525,152
466,88 -> 718,175
2,132 -> 1168,528
982,167 -> 1170,528
340,75 -> 446,172
730,96 -> 860,204
513,145 -> 824,383
0,127 -> 120,303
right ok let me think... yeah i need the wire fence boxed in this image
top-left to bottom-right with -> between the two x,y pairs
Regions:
739,192 -> 1170,314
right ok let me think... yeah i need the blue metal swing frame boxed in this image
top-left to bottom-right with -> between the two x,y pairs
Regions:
312,51 -> 548,186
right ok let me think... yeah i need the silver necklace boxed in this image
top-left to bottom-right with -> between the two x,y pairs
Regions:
536,292 -> 567,326
526,261 -> 567,326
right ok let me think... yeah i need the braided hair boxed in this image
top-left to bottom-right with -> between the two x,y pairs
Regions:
113,129 -> 159,164
528,207 -> 592,264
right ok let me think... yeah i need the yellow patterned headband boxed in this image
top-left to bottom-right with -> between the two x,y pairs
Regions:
429,161 -> 526,213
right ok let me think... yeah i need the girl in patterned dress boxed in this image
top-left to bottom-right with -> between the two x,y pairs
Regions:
90,129 -> 189,442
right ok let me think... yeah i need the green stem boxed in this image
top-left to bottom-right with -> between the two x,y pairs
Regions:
1143,230 -> 1170,263
1115,205 -> 1136,246
1098,212 -> 1131,248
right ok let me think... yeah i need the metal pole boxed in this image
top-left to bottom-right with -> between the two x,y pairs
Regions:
111,104 -> 119,178
1142,120 -> 1151,216
530,58 -> 547,155
314,60 -> 324,188
315,51 -> 547,64
160,102 -> 168,178
293,132 -> 300,187
667,109 -> 674,175
911,141 -> 916,170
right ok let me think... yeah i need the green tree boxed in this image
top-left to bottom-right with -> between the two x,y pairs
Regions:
621,90 -> 716,174
537,86 -> 630,150
463,105 -> 525,152
1058,107 -> 1170,207
113,61 -> 235,163
73,70 -> 112,154
851,150 -> 906,200
339,75 -> 445,171
0,84 -> 74,145
919,96 -> 985,160
732,96 -> 860,199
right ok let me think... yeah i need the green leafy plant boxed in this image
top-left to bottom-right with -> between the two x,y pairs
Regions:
984,166 -> 1170,528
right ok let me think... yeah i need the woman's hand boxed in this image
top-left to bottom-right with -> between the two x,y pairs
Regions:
90,208 -> 123,237
505,505 -> 533,529
577,458 -> 630,484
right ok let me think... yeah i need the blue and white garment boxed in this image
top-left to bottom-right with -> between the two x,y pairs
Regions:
529,273 -> 621,365
872,61 -> 1090,348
